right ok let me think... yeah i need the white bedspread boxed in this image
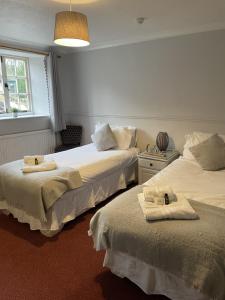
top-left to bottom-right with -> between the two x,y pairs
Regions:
0,144 -> 138,235
91,158 -> 225,299
145,157 -> 225,209
48,143 -> 138,182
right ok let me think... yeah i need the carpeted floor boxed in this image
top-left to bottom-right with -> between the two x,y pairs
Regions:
0,189 -> 169,300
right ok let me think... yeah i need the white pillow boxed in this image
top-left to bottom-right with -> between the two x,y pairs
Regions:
95,123 -> 106,131
189,134 -> 225,171
91,124 -> 117,151
94,123 -> 137,149
183,131 -> 225,160
126,126 -> 137,148
112,127 -> 133,150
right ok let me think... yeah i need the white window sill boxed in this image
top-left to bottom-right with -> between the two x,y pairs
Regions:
0,114 -> 50,121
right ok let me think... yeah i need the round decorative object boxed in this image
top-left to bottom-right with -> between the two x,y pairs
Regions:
156,132 -> 169,151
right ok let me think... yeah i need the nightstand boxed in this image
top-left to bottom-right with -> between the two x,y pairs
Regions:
138,150 -> 179,184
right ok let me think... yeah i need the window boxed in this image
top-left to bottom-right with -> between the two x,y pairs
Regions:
0,55 -> 32,115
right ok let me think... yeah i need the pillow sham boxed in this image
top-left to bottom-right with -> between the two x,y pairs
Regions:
94,123 -> 137,149
91,124 -> 117,151
112,127 -> 133,150
183,131 -> 225,161
189,134 -> 225,171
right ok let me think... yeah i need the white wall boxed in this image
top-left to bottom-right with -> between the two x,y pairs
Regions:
0,116 -> 51,135
59,30 -> 225,152
0,129 -> 55,165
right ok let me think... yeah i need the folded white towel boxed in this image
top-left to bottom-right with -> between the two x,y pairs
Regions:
138,193 -> 198,221
143,185 -> 176,204
24,155 -> 44,166
22,161 -> 57,173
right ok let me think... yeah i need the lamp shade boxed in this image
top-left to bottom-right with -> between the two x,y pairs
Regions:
54,11 -> 90,47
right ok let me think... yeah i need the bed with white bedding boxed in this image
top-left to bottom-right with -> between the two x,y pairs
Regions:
0,143 -> 138,236
89,157 -> 225,300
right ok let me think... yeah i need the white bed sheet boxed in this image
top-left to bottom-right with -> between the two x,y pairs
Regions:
104,250 -> 207,300
145,156 -> 225,209
104,157 -> 225,300
48,143 -> 138,183
1,144 -> 138,235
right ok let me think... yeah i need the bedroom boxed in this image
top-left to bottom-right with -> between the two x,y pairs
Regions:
0,0 -> 225,299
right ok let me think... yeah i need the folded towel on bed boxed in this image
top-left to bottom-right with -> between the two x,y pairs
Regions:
24,155 -> 44,165
22,161 -> 57,173
0,160 -> 82,222
138,193 -> 198,221
143,185 -> 176,204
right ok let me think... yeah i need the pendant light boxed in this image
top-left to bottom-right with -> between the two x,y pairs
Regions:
54,0 -> 90,47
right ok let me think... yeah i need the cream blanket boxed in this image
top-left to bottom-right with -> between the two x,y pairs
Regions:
0,160 -> 82,222
89,185 -> 225,300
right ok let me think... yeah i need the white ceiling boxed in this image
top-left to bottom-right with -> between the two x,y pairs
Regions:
0,0 -> 225,51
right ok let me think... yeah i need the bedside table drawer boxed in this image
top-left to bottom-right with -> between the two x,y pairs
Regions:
138,158 -> 167,171
138,168 -> 158,184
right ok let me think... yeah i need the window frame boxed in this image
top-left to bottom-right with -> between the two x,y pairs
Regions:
0,54 -> 33,117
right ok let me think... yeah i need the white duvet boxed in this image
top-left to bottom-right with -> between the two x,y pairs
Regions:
145,157 -> 225,209
0,144 -> 138,234
48,143 -> 138,183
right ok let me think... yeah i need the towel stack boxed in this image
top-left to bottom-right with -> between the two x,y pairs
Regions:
24,155 -> 44,165
139,185 -> 198,221
143,185 -> 177,205
22,155 -> 57,173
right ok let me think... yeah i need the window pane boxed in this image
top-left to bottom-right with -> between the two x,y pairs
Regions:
9,94 -> 19,109
16,60 -> 26,77
8,80 -> 17,93
0,61 -> 3,93
1,56 -> 32,115
5,59 -> 16,76
17,78 -> 27,93
0,94 -> 6,113
19,95 -> 30,111
0,77 -> 3,93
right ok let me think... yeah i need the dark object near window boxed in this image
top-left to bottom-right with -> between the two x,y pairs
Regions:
55,125 -> 82,152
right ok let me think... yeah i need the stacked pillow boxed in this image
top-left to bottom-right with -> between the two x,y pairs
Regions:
91,124 -> 117,151
183,131 -> 225,171
91,123 -> 137,151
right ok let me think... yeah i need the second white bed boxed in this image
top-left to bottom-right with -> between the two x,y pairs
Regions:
90,157 -> 225,300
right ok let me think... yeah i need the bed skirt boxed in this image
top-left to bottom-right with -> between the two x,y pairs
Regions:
0,163 -> 137,236
104,250 -> 209,300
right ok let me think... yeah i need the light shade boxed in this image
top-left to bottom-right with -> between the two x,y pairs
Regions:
54,11 -> 90,47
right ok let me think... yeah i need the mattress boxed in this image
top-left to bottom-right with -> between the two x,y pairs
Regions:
0,144 -> 138,235
89,157 -> 225,300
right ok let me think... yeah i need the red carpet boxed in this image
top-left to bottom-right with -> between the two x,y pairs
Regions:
0,191 -> 169,300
